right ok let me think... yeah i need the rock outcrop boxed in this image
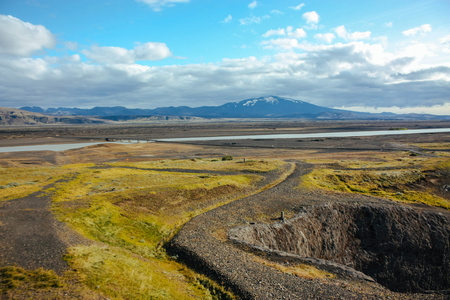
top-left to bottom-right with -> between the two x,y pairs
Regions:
229,203 -> 450,293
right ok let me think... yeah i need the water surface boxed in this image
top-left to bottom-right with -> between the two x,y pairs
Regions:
155,128 -> 450,142
1,128 -> 449,153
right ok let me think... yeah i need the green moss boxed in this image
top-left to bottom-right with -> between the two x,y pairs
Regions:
302,165 -> 449,210
0,266 -> 63,290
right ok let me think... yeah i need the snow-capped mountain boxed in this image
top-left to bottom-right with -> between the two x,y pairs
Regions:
19,96 -> 449,120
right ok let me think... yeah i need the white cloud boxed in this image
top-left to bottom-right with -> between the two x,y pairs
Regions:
222,14 -> 232,23
0,14 -> 56,56
288,27 -> 307,39
270,10 -> 283,15
134,42 -> 172,61
83,42 -> 172,64
248,0 -> 257,9
0,20 -> 449,113
136,0 -> 189,11
263,27 -> 306,39
290,3 -> 305,11
333,104 -> 450,116
239,15 -> 269,25
385,22 -> 393,28
335,25 -> 371,40
83,46 -> 134,64
261,38 -> 301,50
302,11 -> 319,24
440,35 -> 450,53
402,24 -> 432,36
314,33 -> 335,43
262,28 -> 286,38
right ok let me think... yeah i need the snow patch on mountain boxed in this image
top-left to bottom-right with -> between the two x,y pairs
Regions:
241,96 -> 306,107
243,96 -> 280,106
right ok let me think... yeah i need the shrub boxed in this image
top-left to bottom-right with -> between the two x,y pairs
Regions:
222,156 -> 233,161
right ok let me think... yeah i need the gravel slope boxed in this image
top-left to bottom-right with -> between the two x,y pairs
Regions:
169,161 -> 447,299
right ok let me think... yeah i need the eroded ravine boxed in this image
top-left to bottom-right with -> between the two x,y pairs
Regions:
229,203 -> 450,293
169,161 -> 448,299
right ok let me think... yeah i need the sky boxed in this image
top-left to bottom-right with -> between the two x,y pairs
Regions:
0,0 -> 450,114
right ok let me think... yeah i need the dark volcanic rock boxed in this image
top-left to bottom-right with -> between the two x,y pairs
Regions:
229,203 -> 450,293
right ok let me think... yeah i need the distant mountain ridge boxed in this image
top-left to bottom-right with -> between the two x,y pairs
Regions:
0,107 -> 106,126
19,96 -> 450,120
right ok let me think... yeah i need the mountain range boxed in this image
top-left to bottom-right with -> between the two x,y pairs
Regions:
9,96 -> 450,124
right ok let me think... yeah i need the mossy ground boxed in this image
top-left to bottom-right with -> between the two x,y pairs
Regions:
0,165 -> 76,201
1,156 -> 284,299
301,151 -> 450,209
2,138 -> 448,298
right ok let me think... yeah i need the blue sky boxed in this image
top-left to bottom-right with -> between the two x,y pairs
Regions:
0,0 -> 449,114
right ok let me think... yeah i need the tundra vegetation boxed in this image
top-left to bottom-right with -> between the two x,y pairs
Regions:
1,156 -> 286,299
0,140 -> 449,298
301,150 -> 450,209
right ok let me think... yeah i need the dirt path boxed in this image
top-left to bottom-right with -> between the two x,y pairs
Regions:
0,189 -> 69,273
168,161 -> 442,299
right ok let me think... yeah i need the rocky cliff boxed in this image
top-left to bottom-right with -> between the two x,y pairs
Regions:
229,203 -> 450,293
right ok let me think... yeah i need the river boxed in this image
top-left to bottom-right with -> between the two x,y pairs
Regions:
1,128 -> 449,153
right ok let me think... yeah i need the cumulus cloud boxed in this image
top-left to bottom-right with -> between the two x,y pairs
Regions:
263,26 -> 306,39
263,28 -> 286,38
248,0 -> 257,9
402,24 -> 432,36
0,14 -> 56,56
0,16 -> 449,114
134,42 -> 172,61
302,11 -> 319,24
314,33 -> 335,43
335,25 -> 371,40
1,38 -> 449,111
440,35 -> 450,53
261,38 -> 301,50
290,3 -> 305,11
288,27 -> 307,38
82,42 -> 172,64
136,0 -> 189,11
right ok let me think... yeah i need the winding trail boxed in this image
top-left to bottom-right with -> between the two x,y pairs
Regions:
0,188 -> 69,273
168,161 -> 438,299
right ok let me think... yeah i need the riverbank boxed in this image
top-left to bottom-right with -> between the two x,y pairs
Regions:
1,120 -> 450,147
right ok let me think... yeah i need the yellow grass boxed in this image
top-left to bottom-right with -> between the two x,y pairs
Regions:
46,158 -> 285,299
301,154 -> 450,209
253,256 -> 335,280
109,158 -> 286,173
0,166 -> 74,201
66,244 -> 233,300
408,142 -> 450,150
0,155 -> 285,299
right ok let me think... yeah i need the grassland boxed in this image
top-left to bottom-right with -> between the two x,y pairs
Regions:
1,156 -> 287,299
301,151 -> 450,209
1,130 -> 449,299
0,166 -> 75,201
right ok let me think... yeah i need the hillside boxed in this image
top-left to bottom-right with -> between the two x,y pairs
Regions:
0,107 -> 106,126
